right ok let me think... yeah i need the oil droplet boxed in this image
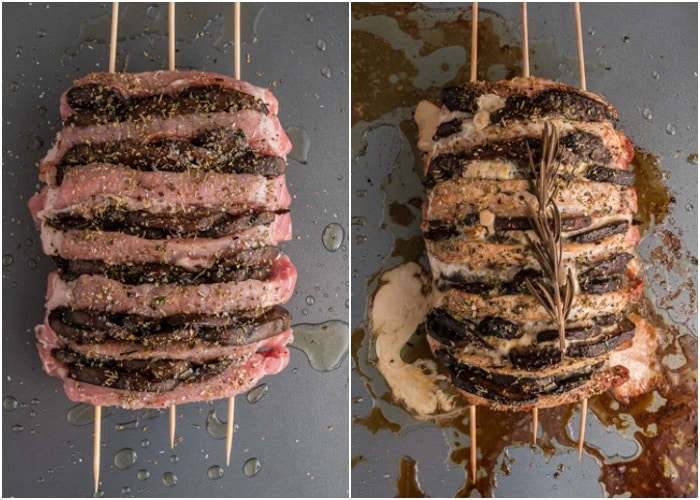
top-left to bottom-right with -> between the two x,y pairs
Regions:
120,486 -> 131,495
243,458 -> 261,477
67,402 -> 113,425
321,66 -> 332,78
291,320 -> 349,372
161,472 -> 177,487
140,438 -> 150,448
587,28 -> 596,35
146,5 -> 160,20
16,46 -> 23,58
306,295 -> 315,306
246,383 -> 269,404
36,28 -> 47,38
115,419 -> 139,431
665,123 -> 677,135
93,489 -> 104,497
322,223 -> 344,252
316,38 -> 327,51
207,465 -> 224,480
205,409 -> 228,440
136,469 -> 150,481
9,82 -> 19,92
306,13 -> 314,22
685,203 -> 694,212
3,396 -> 18,411
113,448 -> 137,470
286,125 -> 310,165
652,70 -> 661,79
27,258 -> 37,270
12,424 -> 23,433
643,108 -> 654,120
170,454 -> 179,464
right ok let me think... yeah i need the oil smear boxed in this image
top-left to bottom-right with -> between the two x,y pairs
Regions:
291,320 -> 349,372
67,403 -> 114,426
286,126 -> 310,165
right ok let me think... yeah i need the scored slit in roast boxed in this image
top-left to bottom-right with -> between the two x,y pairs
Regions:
416,76 -> 643,411
28,70 -> 298,409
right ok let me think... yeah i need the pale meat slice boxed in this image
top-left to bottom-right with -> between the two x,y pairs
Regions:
32,164 -> 291,220
45,254 -> 297,317
36,322 -> 292,410
39,109 -> 291,186
424,178 -> 637,222
425,223 -> 640,269
36,211 -> 291,269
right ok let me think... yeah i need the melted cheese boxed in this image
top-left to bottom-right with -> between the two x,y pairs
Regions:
370,262 -> 458,419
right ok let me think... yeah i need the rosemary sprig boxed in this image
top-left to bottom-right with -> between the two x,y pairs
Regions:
524,122 -> 576,360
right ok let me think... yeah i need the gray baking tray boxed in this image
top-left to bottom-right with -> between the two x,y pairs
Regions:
351,2 -> 697,497
3,2 -> 349,497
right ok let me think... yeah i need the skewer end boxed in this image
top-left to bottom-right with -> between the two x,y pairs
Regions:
225,396 -> 235,467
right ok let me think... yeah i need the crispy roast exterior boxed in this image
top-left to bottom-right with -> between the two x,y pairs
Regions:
417,76 -> 641,411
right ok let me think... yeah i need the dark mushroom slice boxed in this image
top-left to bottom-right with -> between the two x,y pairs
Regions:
425,309 -> 495,349
47,207 -> 283,241
434,349 -> 604,406
53,348 -> 235,392
566,317 -> 636,358
65,84 -> 268,126
54,246 -> 280,285
425,132 -> 613,188
490,89 -> 617,125
585,165 -> 636,186
57,129 -> 285,185
439,86 -> 481,113
567,221 -> 629,244
49,305 -> 291,347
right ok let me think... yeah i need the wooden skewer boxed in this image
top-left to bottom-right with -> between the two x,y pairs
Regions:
578,398 -> 588,460
532,407 -> 538,445
521,3 -> 529,78
470,3 -> 478,82
467,4 -> 479,486
166,1 -> 178,450
93,405 -> 102,495
520,2 -> 541,444
169,405 -> 176,449
168,2 -> 176,71
225,2 -> 242,467
573,2 -> 588,461
574,2 -> 586,90
469,404 -> 477,485
93,3 -> 120,493
108,2 -> 118,73
234,1 -> 241,80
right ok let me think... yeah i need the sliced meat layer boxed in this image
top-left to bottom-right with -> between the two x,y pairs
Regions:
36,321 -> 292,409
57,129 -> 286,185
54,246 -> 280,284
45,254 -> 297,317
39,109 -> 291,186
48,304 -> 291,349
61,70 -> 280,120
37,211 -> 291,269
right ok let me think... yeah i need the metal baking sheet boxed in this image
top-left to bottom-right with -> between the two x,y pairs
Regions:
351,2 -> 697,497
3,2 -> 348,497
